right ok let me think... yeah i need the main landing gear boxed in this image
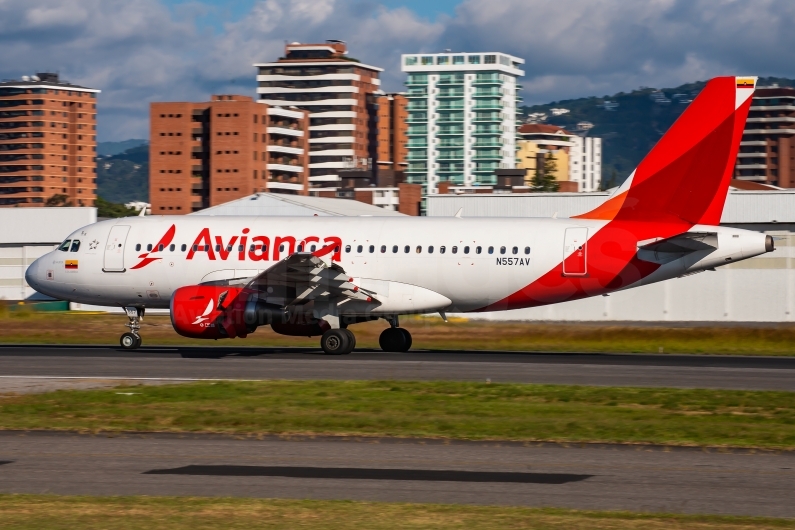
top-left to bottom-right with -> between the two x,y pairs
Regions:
379,316 -> 412,353
320,328 -> 356,355
318,316 -> 412,355
119,307 -> 144,350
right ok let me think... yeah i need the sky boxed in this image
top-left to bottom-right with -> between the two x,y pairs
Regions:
2,0 -> 794,141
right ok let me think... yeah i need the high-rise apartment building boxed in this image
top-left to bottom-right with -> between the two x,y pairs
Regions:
517,124 -> 601,192
150,95 -> 309,214
254,41 -> 383,189
375,93 -> 408,185
0,73 -> 99,207
400,52 -> 525,194
736,85 -> 795,187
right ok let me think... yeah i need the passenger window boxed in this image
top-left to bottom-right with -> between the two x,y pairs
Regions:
451,246 -> 457,254
404,245 -> 410,253
297,244 -> 304,252
524,246 -> 531,255
357,245 -> 363,253
193,245 -> 198,251
392,245 -> 398,253
475,246 -> 481,254
170,244 -> 175,252
440,246 -> 446,254
58,240 -> 71,252
500,246 -> 506,255
279,244 -> 285,252
369,245 -> 374,253
311,244 -> 317,252
215,245 -> 221,252
250,244 -> 256,252
512,246 -> 518,255
159,244 -> 165,252
147,244 -> 153,251
345,245 -> 351,253
238,245 -> 244,252
416,246 -> 422,253
380,245 -> 386,253
70,240 -> 80,252
428,246 -> 434,254
488,246 -> 494,254
182,244 -> 187,252
135,243 -> 141,251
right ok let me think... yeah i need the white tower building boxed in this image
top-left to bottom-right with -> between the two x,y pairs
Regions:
401,52 -> 525,194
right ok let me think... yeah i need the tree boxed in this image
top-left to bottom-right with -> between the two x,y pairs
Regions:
530,152 -> 560,192
45,194 -> 71,207
95,197 -> 138,218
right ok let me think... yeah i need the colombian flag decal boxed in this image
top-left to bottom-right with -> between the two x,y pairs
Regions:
65,260 -> 78,270
737,78 -> 754,88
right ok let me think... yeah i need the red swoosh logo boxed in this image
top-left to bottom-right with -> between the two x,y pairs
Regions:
130,224 -> 176,270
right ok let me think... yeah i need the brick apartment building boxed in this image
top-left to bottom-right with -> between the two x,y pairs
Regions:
736,85 -> 795,187
376,93 -> 408,186
0,73 -> 99,207
149,95 -> 309,214
254,40 -> 386,189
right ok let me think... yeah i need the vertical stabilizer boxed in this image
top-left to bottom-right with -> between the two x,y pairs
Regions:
576,76 -> 756,226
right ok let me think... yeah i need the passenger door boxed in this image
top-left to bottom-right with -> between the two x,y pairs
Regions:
103,225 -> 130,272
563,227 -> 588,276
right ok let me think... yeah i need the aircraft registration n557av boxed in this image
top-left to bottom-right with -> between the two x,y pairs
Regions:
26,76 -> 774,354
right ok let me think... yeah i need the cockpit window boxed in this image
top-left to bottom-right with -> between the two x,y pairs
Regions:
58,240 -> 71,252
70,240 -> 80,252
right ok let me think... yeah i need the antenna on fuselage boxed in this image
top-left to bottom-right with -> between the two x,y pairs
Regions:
454,208 -> 463,218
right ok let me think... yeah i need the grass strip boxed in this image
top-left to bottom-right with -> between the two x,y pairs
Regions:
3,311 -> 795,355
2,381 -> 795,449
0,495 -> 792,530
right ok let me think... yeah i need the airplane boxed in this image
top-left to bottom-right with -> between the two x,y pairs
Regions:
26,76 -> 773,354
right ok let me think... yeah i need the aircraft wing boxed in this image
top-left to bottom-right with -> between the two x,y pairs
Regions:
245,253 -> 378,308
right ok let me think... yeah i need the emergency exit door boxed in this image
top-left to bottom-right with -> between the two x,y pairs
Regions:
103,225 -> 130,272
563,227 -> 588,276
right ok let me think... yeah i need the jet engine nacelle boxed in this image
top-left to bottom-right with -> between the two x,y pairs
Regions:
170,285 -> 246,339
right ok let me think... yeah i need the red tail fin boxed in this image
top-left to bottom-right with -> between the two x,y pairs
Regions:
576,76 -> 756,226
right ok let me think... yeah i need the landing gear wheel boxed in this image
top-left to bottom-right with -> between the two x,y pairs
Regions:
342,328 -> 356,352
120,332 -> 140,350
379,327 -> 412,353
320,329 -> 353,355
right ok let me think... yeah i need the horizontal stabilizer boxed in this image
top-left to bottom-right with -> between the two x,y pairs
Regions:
638,232 -> 718,254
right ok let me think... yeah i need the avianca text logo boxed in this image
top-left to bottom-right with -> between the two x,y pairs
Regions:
130,225 -> 343,270
130,224 -> 176,270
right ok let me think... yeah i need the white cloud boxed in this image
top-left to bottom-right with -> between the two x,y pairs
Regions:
0,0 -> 793,140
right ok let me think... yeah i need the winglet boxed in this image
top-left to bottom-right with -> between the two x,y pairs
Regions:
454,208 -> 463,218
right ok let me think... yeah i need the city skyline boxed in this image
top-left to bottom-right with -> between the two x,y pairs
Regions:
2,0 -> 794,141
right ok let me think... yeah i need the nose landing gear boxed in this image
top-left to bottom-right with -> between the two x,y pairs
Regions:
119,307 -> 144,350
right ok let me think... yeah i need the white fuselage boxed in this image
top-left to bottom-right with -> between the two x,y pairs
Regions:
26,215 -> 770,314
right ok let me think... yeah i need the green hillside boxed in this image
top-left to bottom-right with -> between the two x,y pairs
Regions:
96,143 -> 149,203
521,77 -> 795,188
97,138 -> 147,157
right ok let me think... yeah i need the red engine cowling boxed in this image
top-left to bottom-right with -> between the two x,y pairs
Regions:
170,285 -> 247,339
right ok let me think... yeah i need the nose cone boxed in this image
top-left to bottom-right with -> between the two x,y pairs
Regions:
25,257 -> 44,293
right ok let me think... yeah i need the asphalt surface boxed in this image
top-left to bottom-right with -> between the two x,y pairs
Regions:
0,431 -> 793,517
1,345 -> 795,390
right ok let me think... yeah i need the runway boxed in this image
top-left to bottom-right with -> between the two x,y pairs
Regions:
0,431 -> 792,517
1,345 -> 795,391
